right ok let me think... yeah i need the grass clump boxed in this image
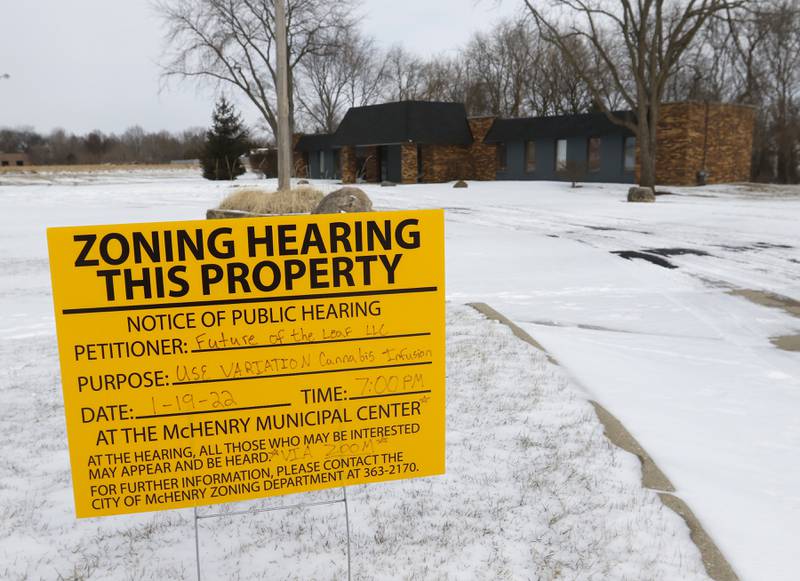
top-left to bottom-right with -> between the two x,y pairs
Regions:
218,185 -> 324,214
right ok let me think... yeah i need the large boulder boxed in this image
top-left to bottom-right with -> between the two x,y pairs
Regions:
311,187 -> 373,214
627,186 -> 656,203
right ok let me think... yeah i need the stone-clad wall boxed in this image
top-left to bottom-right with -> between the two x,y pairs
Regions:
340,146 -> 357,183
467,117 -> 497,180
418,145 -> 433,182
425,145 -> 472,182
654,102 -> 704,185
415,118 -> 497,183
654,102 -> 754,185
400,144 -> 417,184
704,104 -> 755,183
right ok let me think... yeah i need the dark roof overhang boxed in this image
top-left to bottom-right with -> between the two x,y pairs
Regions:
332,101 -> 473,147
295,133 -> 338,152
484,111 -> 636,143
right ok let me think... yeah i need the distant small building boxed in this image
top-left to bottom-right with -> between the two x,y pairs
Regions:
0,152 -> 32,167
293,100 -> 755,186
249,147 -> 277,177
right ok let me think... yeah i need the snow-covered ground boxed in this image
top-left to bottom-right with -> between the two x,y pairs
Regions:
0,302 -> 708,580
374,179 -> 800,581
1,168 -> 798,580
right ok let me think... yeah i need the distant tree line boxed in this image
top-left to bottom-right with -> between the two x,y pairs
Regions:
0,126 -> 206,165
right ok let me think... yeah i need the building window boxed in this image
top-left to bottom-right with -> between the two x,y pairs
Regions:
624,137 -> 636,172
525,141 -> 536,172
496,143 -> 507,171
588,137 -> 601,172
1,161 -> 8,167
555,139 -> 567,172
319,151 -> 326,175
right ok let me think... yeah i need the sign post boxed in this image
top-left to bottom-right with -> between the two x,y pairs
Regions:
47,210 -> 445,519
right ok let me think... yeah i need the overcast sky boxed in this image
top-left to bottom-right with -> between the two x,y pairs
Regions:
0,1 -> 520,135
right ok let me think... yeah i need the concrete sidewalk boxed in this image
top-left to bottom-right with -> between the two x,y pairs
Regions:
469,302 -> 739,581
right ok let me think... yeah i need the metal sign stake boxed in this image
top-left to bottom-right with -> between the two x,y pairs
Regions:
193,487 -> 352,581
194,506 -> 201,581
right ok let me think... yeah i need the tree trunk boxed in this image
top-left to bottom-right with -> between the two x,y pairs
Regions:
275,0 -> 292,191
638,134 -> 655,188
637,101 -> 659,189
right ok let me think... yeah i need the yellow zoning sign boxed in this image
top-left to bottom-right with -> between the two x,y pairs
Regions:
47,210 -> 445,517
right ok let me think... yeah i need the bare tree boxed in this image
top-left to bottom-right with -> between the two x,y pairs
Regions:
464,21 -> 541,117
296,29 -> 387,132
416,57 -> 464,103
527,39 -> 595,115
420,56 -> 497,115
525,0 -> 746,188
382,46 -> 425,101
724,2 -> 800,182
157,0 -> 355,138
757,2 -> 800,182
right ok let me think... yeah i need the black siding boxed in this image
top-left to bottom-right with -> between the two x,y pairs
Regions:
307,149 -> 340,179
495,135 -> 634,183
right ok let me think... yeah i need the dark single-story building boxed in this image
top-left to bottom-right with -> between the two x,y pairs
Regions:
293,100 -> 755,186
295,101 -> 496,184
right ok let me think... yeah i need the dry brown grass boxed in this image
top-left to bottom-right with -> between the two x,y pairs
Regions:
218,185 -> 324,215
0,163 -> 196,174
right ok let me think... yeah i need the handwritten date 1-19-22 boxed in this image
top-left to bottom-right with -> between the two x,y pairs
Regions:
150,391 -> 237,415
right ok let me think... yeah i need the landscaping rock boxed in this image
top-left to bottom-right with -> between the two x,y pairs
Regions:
454,180 -> 468,188
627,186 -> 656,203
206,208 -> 263,219
311,187 -> 373,214
297,179 -> 309,185
380,180 -> 396,187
